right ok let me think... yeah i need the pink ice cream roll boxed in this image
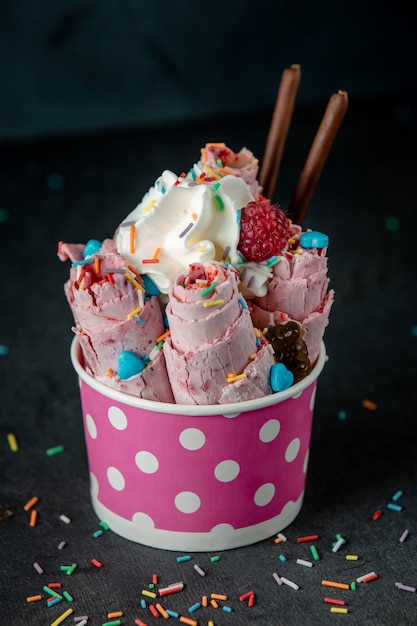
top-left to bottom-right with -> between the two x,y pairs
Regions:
249,227 -> 333,365
59,240 -> 174,403
163,263 -> 275,405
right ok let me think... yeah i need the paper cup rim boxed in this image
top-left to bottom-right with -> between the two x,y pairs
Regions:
70,336 -> 326,416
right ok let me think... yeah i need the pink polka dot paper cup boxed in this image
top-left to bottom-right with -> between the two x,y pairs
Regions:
71,337 -> 326,551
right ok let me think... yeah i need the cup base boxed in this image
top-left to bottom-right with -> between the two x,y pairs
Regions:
90,490 -> 304,551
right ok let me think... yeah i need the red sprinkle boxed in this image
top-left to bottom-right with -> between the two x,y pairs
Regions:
363,574 -> 379,584
48,583 -> 62,589
297,534 -> 319,543
324,597 -> 346,606
91,558 -> 103,568
239,591 -> 254,601
149,605 -> 159,618
372,509 -> 383,521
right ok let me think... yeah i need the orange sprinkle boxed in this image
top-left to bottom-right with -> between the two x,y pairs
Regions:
202,595 -> 208,607
206,142 -> 226,148
210,599 -> 219,608
26,595 -> 42,603
179,617 -> 198,626
155,330 -> 171,343
94,257 -> 100,274
127,264 -> 142,279
191,213 -> 198,221
362,399 -> 378,411
130,225 -> 136,254
152,247 -> 161,260
155,604 -> 169,618
24,496 -> 39,511
107,272 -> 114,285
274,537 -> 284,544
211,593 -> 228,601
200,148 -> 207,163
322,580 -> 350,590
107,368 -> 114,378
108,612 -> 123,619
29,510 -> 38,527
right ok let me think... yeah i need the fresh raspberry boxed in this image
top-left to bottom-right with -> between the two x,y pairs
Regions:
238,200 -> 290,262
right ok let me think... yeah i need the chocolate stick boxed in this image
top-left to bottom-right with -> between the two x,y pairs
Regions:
288,90 -> 348,225
260,64 -> 301,201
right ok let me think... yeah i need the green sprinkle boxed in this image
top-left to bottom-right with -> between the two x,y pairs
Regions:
310,545 -> 320,561
62,591 -> 73,602
212,181 -> 221,190
46,445 -> 65,456
43,586 -> 62,598
385,215 -> 400,231
210,555 -> 220,562
350,581 -> 357,591
200,281 -> 216,298
214,194 -> 225,211
0,208 -> 10,223
148,583 -> 155,589
99,520 -> 110,531
102,622 -> 121,626
66,563 -> 77,576
216,159 -> 223,167
266,256 -> 281,269
59,566 -> 71,572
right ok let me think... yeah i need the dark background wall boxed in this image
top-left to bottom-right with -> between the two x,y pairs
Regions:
1,0 -> 416,141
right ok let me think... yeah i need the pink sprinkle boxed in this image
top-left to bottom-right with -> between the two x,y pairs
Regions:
272,572 -> 283,586
396,582 -> 416,592
399,529 -> 409,543
33,562 -> 44,574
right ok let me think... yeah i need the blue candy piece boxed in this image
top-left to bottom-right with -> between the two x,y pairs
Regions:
299,231 -> 329,249
84,239 -> 102,258
270,363 -> 294,392
142,274 -> 162,296
117,351 -> 145,379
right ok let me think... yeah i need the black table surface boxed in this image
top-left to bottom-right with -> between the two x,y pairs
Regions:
1,94 -> 417,625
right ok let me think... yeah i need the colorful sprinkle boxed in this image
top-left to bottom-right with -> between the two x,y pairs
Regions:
7,433 -> 18,452
24,496 -> 39,511
361,399 -> 378,411
202,298 -> 224,308
59,515 -> 71,524
179,222 -> 194,238
46,446 -> 65,456
49,607 -> 74,626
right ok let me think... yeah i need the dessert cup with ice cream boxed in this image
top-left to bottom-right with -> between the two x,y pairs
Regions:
62,65 -> 348,549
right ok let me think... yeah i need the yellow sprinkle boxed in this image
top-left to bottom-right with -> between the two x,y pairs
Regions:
202,299 -> 224,308
249,353 -> 256,359
49,607 -> 74,626
127,306 -> 142,319
141,589 -> 157,599
152,247 -> 161,260
288,238 -> 296,244
124,272 -> 143,290
203,165 -> 221,179
293,248 -> 304,254
330,607 -> 348,614
253,327 -> 261,338
346,555 -> 359,561
145,200 -> 156,213
7,433 -> 18,452
208,622 -> 215,626
227,373 -> 247,383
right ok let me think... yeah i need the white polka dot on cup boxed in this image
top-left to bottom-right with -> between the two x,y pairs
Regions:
86,413 -> 97,439
179,428 -> 206,450
214,460 -> 240,482
259,419 -> 281,443
254,483 -> 275,506
174,491 -> 201,514
106,466 -> 125,491
285,438 -> 301,463
107,406 -> 128,430
135,450 -> 159,474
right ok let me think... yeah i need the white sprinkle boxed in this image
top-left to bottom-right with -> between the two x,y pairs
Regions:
399,529 -> 409,543
296,558 -> 313,568
280,576 -> 299,590
332,537 -> 345,553
272,572 -> 282,585
277,533 -> 287,542
59,515 -> 71,524
396,582 -> 416,592
194,564 -> 206,577
356,571 -> 376,583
